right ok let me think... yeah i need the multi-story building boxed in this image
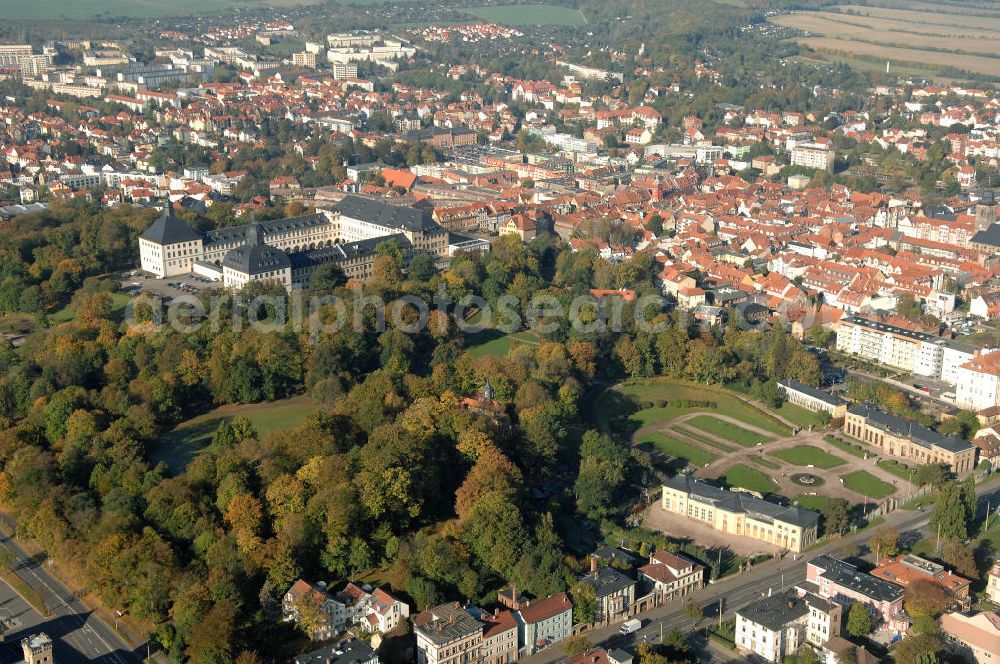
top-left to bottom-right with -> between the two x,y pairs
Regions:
20,633 -> 54,664
637,550 -> 704,602
941,611 -> 1000,664
471,608 -> 518,664
835,315 -> 977,380
293,52 -> 319,68
790,143 -> 835,172
777,380 -> 847,418
138,196 -> 449,288
293,637 -> 379,664
987,562 -> 1000,604
415,603 -> 484,664
513,592 -> 573,655
736,588 -> 841,663
334,582 -> 410,634
806,556 -> 907,631
332,62 -> 359,79
956,350 -> 1000,411
843,403 -> 977,474
0,45 -> 54,77
871,554 -> 971,607
577,560 -> 635,623
661,474 -> 820,554
283,579 -> 343,640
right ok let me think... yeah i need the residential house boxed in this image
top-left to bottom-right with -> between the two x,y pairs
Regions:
283,580 -> 343,640
637,550 -> 704,602
577,560 -> 636,623
414,603 -> 484,664
564,648 -> 633,664
513,592 -> 573,655
987,562 -> 1000,604
294,638 -> 379,664
735,588 -> 841,663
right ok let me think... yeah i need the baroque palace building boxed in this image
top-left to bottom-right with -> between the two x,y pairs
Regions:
661,474 -> 819,554
139,195 -> 449,289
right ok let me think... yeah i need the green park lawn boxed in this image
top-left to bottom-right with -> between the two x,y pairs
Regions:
687,415 -> 769,447
877,459 -> 914,482
636,432 -> 715,468
464,328 -> 542,358
671,426 -> 738,452
774,402 -> 827,429
596,379 -> 792,437
824,435 -> 867,459
771,445 -> 846,469
152,395 -> 315,474
841,470 -> 896,500
722,464 -> 775,494
794,494 -> 830,511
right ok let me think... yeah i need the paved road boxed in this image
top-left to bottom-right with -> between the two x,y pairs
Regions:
0,515 -> 143,663
521,475 -> 1000,664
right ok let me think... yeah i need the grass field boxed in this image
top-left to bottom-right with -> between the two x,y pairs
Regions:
49,291 -> 132,324
771,445 -> 846,469
0,0 -> 325,20
636,432 -> 715,468
795,494 -> 831,511
775,402 -> 827,429
151,395 -> 315,474
722,464 -> 775,494
824,435 -> 867,459
687,415 -> 769,447
597,379 -> 792,437
771,3 -> 1000,78
464,328 -> 542,358
877,459 -> 914,482
841,470 -> 897,499
671,425 -> 738,453
464,4 -> 587,26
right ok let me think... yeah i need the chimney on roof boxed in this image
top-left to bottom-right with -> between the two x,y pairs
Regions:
591,556 -> 598,574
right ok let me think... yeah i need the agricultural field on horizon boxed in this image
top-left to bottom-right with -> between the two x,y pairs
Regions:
770,0 -> 1000,79
0,0 -> 325,20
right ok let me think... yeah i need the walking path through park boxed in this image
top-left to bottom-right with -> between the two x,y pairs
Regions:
635,414 -> 915,505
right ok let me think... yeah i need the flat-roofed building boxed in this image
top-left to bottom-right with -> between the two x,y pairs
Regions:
871,554 -> 972,606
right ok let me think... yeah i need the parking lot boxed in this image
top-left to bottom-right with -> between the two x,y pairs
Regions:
118,271 -> 222,302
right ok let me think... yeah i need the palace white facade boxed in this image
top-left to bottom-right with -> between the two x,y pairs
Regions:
138,196 -> 448,290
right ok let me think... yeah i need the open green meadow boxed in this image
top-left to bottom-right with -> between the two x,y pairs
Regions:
596,379 -> 792,437
841,470 -> 896,499
771,445 -> 846,469
722,464 -> 775,494
687,415 -> 769,447
151,395 -> 315,474
636,432 -> 715,468
464,5 -> 588,26
794,494 -> 831,511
